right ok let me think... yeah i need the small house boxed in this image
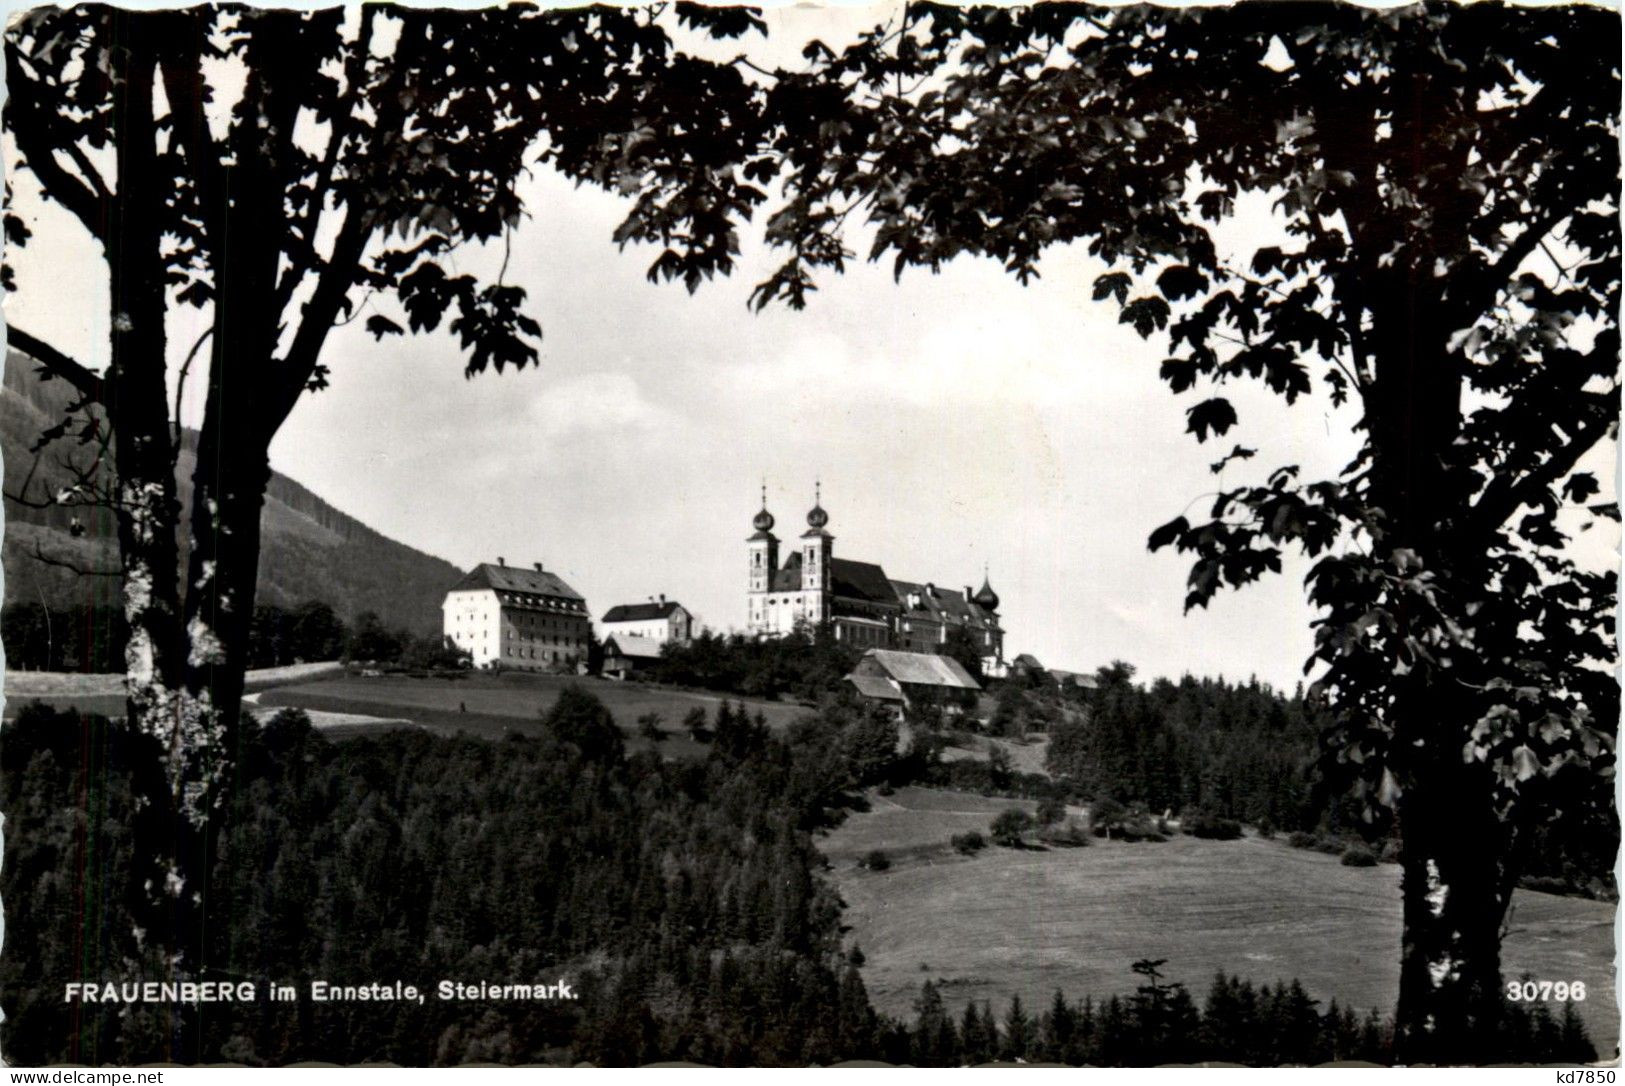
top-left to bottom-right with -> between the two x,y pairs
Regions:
600,597 -> 694,645
601,634 -> 665,680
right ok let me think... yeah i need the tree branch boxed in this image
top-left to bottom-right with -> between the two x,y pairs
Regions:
1462,204 -> 1570,325
7,326 -> 104,401
62,141 -> 113,206
5,114 -> 108,240
171,326 -> 213,457
29,540 -> 120,578
1468,391 -> 1614,537
275,7 -> 377,317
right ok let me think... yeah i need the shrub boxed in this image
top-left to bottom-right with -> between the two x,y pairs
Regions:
951,831 -> 987,855
1257,816 -> 1275,839
1039,817 -> 1091,848
1518,874 -> 1572,895
990,808 -> 1034,847
864,849 -> 892,871
1119,825 -> 1168,843
1314,837 -> 1347,856
1035,795 -> 1067,826
1378,838 -> 1403,865
1340,845 -> 1379,867
1090,796 -> 1128,837
1185,813 -> 1243,840
1287,830 -> 1318,850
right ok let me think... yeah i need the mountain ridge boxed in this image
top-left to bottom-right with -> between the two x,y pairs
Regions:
2,348 -> 463,634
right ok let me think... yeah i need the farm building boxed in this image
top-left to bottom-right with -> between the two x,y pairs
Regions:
600,597 -> 694,645
601,634 -> 665,680
442,558 -> 590,672
845,648 -> 982,714
1048,668 -> 1100,691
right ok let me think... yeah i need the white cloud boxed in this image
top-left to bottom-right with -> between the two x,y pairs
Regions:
528,371 -> 666,437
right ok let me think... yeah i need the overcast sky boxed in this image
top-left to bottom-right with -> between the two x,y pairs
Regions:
4,3 -> 1615,692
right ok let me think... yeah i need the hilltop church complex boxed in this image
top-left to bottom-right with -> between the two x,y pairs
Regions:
746,488 -> 1006,675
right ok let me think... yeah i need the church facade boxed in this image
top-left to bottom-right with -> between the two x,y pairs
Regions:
746,488 -> 1005,673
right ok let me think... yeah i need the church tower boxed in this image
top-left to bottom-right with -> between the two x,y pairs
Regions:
746,484 -> 778,633
800,482 -> 834,622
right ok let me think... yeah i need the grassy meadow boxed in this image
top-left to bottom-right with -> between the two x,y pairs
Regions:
253,670 -> 812,751
820,786 -> 1619,1055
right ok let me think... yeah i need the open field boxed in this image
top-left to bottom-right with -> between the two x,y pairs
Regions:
821,786 -> 1619,1054
255,670 -> 813,753
2,667 -> 812,755
3,662 -> 344,720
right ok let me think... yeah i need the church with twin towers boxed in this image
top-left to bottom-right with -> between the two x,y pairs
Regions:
746,484 -> 1006,675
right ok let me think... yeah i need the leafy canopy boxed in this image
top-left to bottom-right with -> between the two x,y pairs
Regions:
602,2 -> 1621,838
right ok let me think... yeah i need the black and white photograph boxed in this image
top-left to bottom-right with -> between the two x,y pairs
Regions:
0,0 -> 1618,1068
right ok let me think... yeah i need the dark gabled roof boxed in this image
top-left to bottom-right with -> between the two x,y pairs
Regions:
602,601 -> 683,623
769,552 -> 801,592
768,553 -> 900,606
831,558 -> 899,605
450,562 -> 583,601
890,579 -> 998,631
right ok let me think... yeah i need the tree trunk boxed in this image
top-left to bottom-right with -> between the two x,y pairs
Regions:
100,17 -> 219,975
181,423 -> 273,742
105,11 -> 190,774
1359,264 -> 1512,1061
1392,747 -> 1511,1063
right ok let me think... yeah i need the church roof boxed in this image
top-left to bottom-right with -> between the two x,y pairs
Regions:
769,553 -> 802,592
450,562 -> 583,601
602,601 -> 684,623
831,558 -> 899,604
890,580 -> 998,630
768,554 -> 901,606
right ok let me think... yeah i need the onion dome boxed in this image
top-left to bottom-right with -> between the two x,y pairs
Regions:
806,480 -> 829,529
752,481 -> 775,532
974,574 -> 1000,612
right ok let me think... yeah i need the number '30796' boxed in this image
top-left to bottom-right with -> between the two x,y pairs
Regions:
1507,980 -> 1586,1001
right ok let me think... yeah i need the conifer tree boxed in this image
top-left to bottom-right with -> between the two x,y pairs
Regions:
1002,994 -> 1032,1062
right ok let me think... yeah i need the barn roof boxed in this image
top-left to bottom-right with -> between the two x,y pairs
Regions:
450,562 -> 583,601
855,649 -> 981,691
848,672 -> 905,701
602,601 -> 683,623
603,634 -> 664,661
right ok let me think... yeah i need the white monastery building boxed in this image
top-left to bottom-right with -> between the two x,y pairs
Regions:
443,558 -> 590,671
746,485 -> 1006,674
599,597 -> 694,645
